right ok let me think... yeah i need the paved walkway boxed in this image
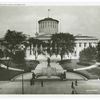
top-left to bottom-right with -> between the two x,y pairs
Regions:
35,62 -> 63,70
0,64 -> 24,72
74,62 -> 100,71
12,61 -> 87,81
12,71 -> 86,81
33,61 -> 64,75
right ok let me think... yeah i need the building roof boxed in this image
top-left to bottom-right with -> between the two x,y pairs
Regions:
35,33 -> 98,41
38,17 -> 59,23
35,33 -> 52,40
75,35 -> 98,41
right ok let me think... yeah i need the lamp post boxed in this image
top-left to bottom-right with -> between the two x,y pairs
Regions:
22,73 -> 24,94
19,45 -> 25,94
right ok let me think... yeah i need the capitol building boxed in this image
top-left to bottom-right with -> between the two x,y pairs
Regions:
26,16 -> 99,60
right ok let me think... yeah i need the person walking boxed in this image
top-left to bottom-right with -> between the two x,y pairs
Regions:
63,71 -> 66,79
30,78 -> 35,86
47,57 -> 50,67
72,88 -> 77,94
71,81 -> 74,89
30,78 -> 33,86
32,79 -> 35,85
32,72 -> 36,79
71,90 -> 75,94
41,80 -> 44,87
60,73 -> 63,80
75,80 -> 78,86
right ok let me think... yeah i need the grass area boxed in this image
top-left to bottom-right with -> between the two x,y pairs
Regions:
86,67 -> 100,78
0,67 -> 23,81
59,59 -> 86,70
1,60 -> 39,71
77,61 -> 96,66
0,60 -> 39,81
75,70 -> 98,79
60,59 -> 100,79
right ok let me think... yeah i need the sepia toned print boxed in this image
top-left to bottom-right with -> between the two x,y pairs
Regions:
0,5 -> 100,94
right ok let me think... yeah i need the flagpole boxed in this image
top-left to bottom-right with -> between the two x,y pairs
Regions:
48,9 -> 50,18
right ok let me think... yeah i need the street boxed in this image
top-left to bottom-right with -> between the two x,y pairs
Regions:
0,80 -> 100,94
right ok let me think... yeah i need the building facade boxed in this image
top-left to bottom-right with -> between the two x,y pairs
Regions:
25,17 -> 98,60
72,35 -> 98,59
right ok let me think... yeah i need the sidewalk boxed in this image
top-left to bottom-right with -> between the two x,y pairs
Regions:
0,64 -> 24,72
74,62 -> 100,71
12,61 -> 87,81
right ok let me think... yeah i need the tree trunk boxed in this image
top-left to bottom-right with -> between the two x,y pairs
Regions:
0,59 -> 1,68
7,59 -> 10,70
35,51 -> 37,60
61,54 -> 63,61
35,44 -> 38,60
30,44 -> 32,55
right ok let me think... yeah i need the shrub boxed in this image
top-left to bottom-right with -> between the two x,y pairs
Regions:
77,62 -> 91,66
58,59 -> 71,64
79,46 -> 97,63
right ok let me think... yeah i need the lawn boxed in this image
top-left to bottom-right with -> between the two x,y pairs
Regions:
0,60 -> 39,81
86,67 -> 100,78
60,59 -> 100,79
1,60 -> 39,71
0,67 -> 23,81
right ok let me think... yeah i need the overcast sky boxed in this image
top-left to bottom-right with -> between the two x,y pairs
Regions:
0,5 -> 100,39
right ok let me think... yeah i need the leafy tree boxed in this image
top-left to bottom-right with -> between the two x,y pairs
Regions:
51,33 -> 75,61
3,49 -> 13,69
11,50 -> 26,70
79,46 -> 97,63
96,41 -> 100,62
0,30 -> 26,69
28,37 -> 45,60
3,29 -> 26,58
13,50 -> 25,64
28,38 -> 38,60
2,30 -> 26,58
0,49 -> 4,65
0,49 -> 4,59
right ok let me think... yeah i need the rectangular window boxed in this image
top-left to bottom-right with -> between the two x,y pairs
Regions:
79,43 -> 81,47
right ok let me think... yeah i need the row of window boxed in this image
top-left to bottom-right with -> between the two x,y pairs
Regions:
39,22 -> 58,28
39,29 -> 57,33
76,42 -> 96,47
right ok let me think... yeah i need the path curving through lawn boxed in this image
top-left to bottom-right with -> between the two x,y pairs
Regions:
12,61 -> 88,81
11,71 -> 87,81
74,62 -> 100,71
0,64 -> 24,72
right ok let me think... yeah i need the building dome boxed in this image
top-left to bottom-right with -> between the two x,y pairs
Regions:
38,17 -> 59,23
38,17 -> 59,34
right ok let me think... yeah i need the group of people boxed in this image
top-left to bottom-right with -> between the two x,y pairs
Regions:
60,72 -> 66,80
30,72 -> 36,85
30,72 -> 44,87
71,80 -> 78,94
